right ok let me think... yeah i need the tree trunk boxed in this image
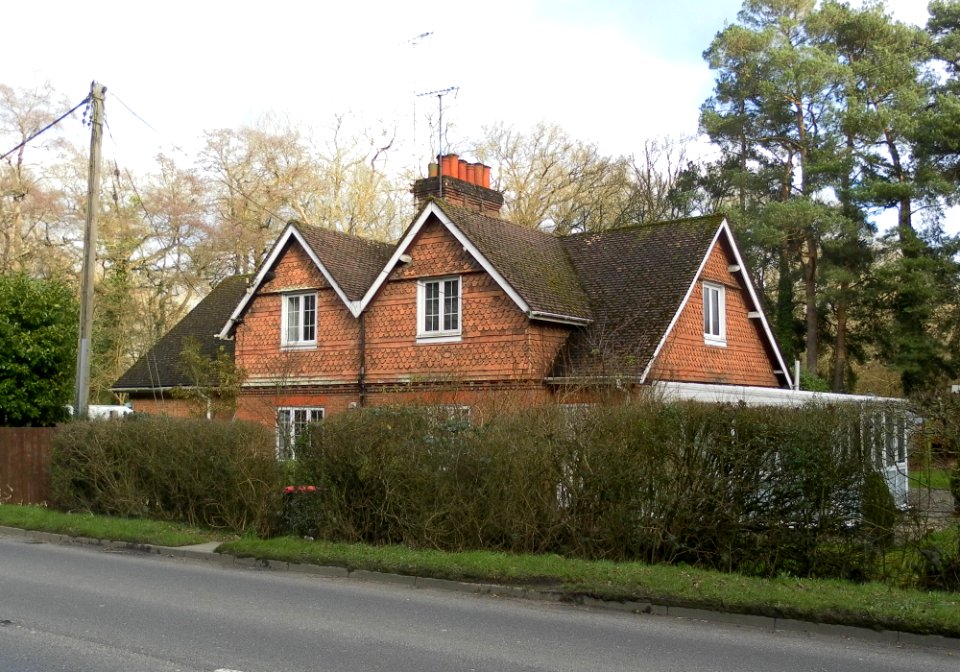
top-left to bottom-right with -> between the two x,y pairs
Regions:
804,232 -> 818,375
831,288 -> 848,392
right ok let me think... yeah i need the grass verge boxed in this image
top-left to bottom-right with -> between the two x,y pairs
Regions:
3,503 -> 958,639
220,536 -> 960,638
0,504 -> 218,547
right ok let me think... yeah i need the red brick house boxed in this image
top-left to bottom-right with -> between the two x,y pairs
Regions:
115,157 -> 792,453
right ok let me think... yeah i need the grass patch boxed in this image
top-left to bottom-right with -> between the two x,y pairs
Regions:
221,536 -> 960,638
0,504 -> 220,547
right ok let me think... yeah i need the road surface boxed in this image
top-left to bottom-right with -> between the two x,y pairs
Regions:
0,536 -> 956,672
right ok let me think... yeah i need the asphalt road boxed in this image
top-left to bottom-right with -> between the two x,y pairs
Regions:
0,536 -> 957,672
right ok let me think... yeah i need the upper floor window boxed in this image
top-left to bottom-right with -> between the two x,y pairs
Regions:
276,406 -> 324,460
703,282 -> 726,345
282,292 -> 317,348
417,277 -> 461,342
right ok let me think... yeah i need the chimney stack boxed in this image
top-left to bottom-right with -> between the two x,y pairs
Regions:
413,154 -> 503,217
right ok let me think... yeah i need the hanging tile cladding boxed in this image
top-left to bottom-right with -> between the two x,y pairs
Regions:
365,219 -> 572,384
235,241 -> 360,384
261,241 -> 330,292
650,239 -> 779,387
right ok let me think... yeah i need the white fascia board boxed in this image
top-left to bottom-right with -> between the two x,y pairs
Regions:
717,219 -> 793,388
527,310 -> 591,326
217,224 -> 359,340
359,202 -> 532,317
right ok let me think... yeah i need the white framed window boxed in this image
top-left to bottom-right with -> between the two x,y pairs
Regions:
430,404 -> 472,424
281,292 -> 317,348
276,406 -> 324,460
703,282 -> 726,345
417,276 -> 461,342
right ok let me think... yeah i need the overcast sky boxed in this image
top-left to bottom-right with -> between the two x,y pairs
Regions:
5,0 -> 945,227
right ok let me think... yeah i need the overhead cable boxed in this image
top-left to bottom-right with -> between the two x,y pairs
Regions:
0,95 -> 90,162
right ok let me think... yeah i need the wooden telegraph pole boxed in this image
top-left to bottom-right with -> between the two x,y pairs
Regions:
74,81 -> 105,418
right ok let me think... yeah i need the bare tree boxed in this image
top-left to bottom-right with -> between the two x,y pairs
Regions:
0,83 -> 77,275
471,122 -> 632,234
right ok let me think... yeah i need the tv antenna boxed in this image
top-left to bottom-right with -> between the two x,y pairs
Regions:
416,86 -> 458,197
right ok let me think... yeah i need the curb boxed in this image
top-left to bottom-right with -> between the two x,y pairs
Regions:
3,525 -> 959,652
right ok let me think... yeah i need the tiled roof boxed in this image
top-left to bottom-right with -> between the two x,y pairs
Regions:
434,200 -> 592,321
112,276 -> 250,391
552,214 -> 725,379
296,223 -> 394,302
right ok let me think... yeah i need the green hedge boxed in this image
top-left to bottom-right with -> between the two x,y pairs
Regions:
292,401 -> 898,579
51,416 -> 282,534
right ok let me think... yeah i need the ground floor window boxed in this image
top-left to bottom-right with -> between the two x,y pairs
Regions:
276,406 -> 324,460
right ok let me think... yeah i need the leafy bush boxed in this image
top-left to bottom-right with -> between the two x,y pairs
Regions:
0,273 -> 77,426
50,416 -> 282,534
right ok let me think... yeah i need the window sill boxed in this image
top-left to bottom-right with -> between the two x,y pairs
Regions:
416,333 -> 462,345
704,337 -> 727,348
280,342 -> 318,351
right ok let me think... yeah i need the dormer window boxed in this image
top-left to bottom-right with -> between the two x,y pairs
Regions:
417,277 -> 461,342
703,282 -> 726,345
282,292 -> 317,348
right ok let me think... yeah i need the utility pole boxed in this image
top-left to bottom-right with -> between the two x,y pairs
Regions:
74,81 -> 105,419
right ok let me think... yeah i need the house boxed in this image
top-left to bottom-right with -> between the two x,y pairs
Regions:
115,155 -> 793,450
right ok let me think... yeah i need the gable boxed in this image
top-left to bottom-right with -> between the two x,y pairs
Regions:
361,201 -> 591,326
647,237 -> 781,386
261,241 -> 331,293
549,215 -> 790,388
219,223 -> 394,338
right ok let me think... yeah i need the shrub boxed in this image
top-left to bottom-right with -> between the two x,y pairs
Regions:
288,400 -> 894,579
0,273 -> 77,426
50,415 -> 282,534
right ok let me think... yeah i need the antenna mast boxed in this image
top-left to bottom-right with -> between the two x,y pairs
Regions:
416,86 -> 457,198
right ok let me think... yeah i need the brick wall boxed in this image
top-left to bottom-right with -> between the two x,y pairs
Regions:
129,396 -> 236,420
649,238 -> 780,387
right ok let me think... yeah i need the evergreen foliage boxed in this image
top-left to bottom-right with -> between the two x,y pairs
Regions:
0,273 -> 77,426
698,0 -> 960,394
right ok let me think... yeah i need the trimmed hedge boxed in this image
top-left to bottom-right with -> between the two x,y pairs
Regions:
51,416 -> 282,534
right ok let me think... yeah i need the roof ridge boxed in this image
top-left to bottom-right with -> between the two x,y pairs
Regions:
564,213 -> 726,240
433,199 -> 561,242
294,221 -> 395,251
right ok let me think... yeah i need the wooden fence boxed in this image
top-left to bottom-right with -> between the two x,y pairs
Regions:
0,427 -> 55,505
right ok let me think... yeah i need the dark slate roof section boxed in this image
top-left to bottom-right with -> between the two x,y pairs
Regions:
434,200 -> 592,321
552,214 -> 725,379
296,223 -> 394,302
113,275 -> 250,391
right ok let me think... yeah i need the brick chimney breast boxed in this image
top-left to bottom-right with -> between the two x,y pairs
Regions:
412,154 -> 504,217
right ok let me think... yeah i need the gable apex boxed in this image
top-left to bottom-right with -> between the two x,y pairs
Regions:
218,223 -> 370,339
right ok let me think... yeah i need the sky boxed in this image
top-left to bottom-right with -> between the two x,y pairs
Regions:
4,0 -> 947,228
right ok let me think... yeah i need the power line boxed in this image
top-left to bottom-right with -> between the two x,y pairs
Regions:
0,95 -> 90,161
109,90 -> 161,136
